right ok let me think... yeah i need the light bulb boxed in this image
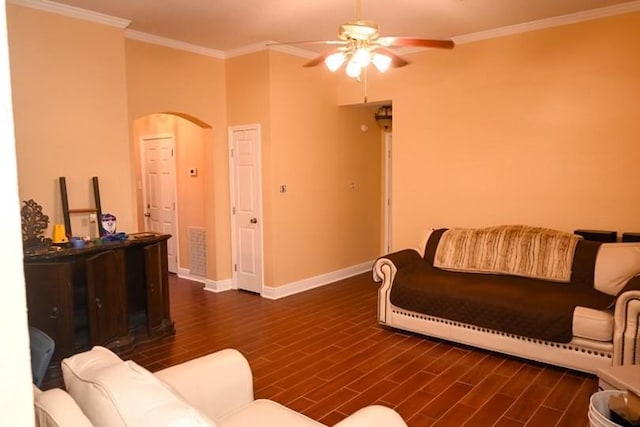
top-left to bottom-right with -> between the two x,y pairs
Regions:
354,48 -> 371,67
372,53 -> 392,72
324,52 -> 345,72
345,59 -> 362,78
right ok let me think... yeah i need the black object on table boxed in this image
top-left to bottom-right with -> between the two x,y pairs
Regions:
574,229 -> 617,242
622,233 -> 640,243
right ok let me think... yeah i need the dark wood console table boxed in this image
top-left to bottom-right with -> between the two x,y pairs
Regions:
24,233 -> 175,363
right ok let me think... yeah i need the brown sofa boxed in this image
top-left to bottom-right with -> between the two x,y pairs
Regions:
373,225 -> 640,373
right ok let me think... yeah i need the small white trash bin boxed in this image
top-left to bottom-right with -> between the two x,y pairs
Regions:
589,390 -> 627,427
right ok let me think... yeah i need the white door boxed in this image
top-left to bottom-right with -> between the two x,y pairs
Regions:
141,136 -> 178,273
229,125 -> 263,293
384,132 -> 392,254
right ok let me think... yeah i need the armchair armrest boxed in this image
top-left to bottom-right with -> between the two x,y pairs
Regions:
33,386 -> 94,427
154,348 -> 253,421
333,405 -> 407,427
613,287 -> 640,365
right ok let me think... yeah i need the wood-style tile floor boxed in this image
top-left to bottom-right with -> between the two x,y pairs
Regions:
63,272 -> 599,426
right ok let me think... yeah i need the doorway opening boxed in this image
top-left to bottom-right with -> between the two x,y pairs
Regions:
134,113 -> 211,280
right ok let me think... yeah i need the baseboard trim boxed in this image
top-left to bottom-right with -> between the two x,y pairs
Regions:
176,268 -> 206,284
261,260 -> 373,300
204,278 -> 234,293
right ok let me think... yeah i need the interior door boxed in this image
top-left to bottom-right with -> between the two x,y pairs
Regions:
141,136 -> 178,273
229,125 -> 263,293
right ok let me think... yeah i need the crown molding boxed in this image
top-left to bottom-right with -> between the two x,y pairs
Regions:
8,0 -> 130,28
125,30 -> 225,59
9,0 -> 640,60
225,41 -> 316,60
267,43 -> 317,60
223,42 -> 271,59
265,1 -> 640,59
453,0 -> 640,45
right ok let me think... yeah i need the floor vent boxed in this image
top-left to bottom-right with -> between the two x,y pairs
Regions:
188,226 -> 206,277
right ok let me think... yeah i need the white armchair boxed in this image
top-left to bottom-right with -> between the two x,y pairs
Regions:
33,346 -> 406,427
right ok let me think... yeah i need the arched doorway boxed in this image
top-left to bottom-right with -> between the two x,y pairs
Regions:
133,113 -> 211,280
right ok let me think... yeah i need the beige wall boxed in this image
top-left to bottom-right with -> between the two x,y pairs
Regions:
266,51 -> 381,285
125,39 -> 230,280
339,12 -> 640,250
7,4 -> 135,236
12,4 -> 632,291
226,50 -> 382,287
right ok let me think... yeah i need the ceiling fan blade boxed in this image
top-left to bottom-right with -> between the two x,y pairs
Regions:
303,49 -> 343,67
374,47 -> 409,68
376,37 -> 455,49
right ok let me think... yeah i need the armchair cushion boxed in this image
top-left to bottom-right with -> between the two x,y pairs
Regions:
62,346 -> 215,427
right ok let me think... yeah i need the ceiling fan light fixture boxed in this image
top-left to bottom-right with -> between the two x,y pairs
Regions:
325,52 -> 346,72
345,58 -> 362,79
372,52 -> 392,72
354,48 -> 371,67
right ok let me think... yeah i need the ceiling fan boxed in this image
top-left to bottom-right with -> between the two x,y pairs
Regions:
285,0 -> 455,79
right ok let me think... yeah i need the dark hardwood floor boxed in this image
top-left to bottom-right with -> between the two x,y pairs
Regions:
52,272 -> 598,426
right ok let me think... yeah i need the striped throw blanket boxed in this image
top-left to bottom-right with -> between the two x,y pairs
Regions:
434,225 -> 582,282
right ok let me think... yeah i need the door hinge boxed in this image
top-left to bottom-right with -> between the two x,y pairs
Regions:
230,148 -> 234,158
171,148 -> 174,157
232,206 -> 236,215
234,264 -> 237,272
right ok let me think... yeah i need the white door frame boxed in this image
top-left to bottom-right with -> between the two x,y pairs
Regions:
383,131 -> 392,254
139,133 -> 180,273
228,124 -> 264,293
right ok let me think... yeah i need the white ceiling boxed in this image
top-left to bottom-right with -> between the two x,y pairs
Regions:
38,0 -> 640,54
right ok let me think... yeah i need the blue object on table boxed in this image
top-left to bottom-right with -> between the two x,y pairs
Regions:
102,232 -> 127,241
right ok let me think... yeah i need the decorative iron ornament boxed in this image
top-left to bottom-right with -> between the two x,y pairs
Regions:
21,199 -> 52,252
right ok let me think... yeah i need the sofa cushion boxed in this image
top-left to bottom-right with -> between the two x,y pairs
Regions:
390,261 -> 614,343
594,243 -> 640,296
434,225 -> 581,283
573,306 -> 614,342
62,346 -> 215,427
217,399 -> 323,427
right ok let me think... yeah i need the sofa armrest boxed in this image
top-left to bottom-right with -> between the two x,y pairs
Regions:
333,405 -> 407,427
373,249 -> 421,324
154,348 -> 254,421
613,288 -> 640,365
372,249 -> 422,282
620,275 -> 640,293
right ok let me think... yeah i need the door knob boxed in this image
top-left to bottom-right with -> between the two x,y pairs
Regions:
144,213 -> 151,217
250,218 -> 258,224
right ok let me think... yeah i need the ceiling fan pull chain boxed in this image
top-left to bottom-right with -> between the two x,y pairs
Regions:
363,66 -> 368,103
